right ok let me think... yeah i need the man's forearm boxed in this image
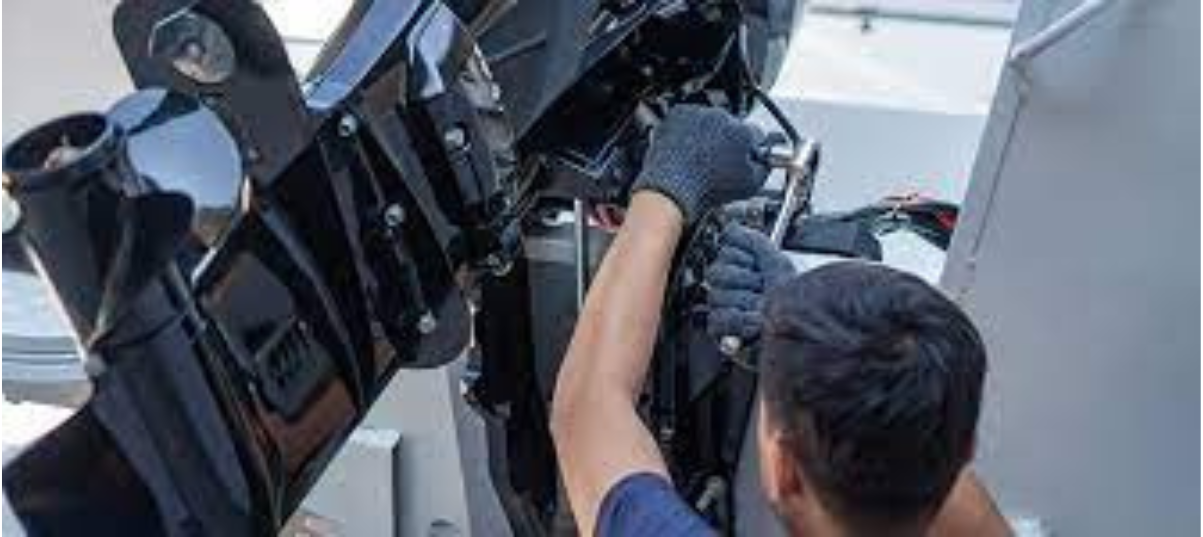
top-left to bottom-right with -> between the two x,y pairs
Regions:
550,192 -> 684,533
557,192 -> 683,402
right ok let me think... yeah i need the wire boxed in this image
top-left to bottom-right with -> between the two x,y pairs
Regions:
749,86 -> 801,146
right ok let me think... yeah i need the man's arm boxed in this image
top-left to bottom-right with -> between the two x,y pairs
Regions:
550,105 -> 767,535
550,191 -> 684,534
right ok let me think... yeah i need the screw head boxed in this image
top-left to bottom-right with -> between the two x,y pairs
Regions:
417,311 -> 438,334
719,335 -> 743,355
383,203 -> 406,228
338,114 -> 359,137
183,40 -> 205,61
442,126 -> 468,152
484,253 -> 512,276
83,357 -> 107,378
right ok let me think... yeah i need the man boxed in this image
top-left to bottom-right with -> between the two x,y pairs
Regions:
550,105 -> 1011,536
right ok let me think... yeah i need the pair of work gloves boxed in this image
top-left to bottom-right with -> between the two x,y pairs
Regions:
632,104 -> 795,344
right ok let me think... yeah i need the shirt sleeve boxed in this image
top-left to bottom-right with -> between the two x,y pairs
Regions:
595,472 -> 715,537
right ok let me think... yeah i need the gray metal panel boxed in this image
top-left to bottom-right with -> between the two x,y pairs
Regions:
941,0 -> 1200,534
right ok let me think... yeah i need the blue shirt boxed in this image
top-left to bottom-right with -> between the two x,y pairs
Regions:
596,472 -> 715,537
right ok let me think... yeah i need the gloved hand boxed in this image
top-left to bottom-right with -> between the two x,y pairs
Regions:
705,223 -> 795,342
632,105 -> 769,223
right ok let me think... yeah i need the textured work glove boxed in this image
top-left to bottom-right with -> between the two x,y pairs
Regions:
632,105 -> 769,223
705,223 -> 795,341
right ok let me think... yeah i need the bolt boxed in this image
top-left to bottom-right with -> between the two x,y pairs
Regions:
383,203 -> 406,228
442,126 -> 468,152
658,424 -> 675,444
83,357 -> 107,378
417,311 -> 438,334
720,335 -> 742,356
183,39 -> 205,62
694,475 -> 727,512
484,253 -> 512,276
338,114 -> 359,137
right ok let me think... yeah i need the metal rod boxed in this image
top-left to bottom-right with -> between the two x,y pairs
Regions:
750,86 -> 800,147
574,200 -> 589,308
1010,0 -> 1113,66
768,138 -> 819,244
808,3 -> 1015,29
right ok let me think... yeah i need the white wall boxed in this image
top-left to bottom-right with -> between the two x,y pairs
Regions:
943,0 -> 1200,534
2,0 -> 131,143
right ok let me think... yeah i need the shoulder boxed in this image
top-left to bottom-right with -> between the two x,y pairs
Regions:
595,472 -> 715,537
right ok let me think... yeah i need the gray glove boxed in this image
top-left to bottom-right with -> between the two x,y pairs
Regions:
705,223 -> 795,341
632,105 -> 769,223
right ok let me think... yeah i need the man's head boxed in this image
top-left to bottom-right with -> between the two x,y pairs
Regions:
756,261 -> 986,537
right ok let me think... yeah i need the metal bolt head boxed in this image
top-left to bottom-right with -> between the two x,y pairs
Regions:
417,311 -> 438,334
719,335 -> 742,356
442,126 -> 468,152
484,253 -> 512,276
658,424 -> 675,444
152,10 -> 236,85
183,40 -> 205,61
383,203 -> 406,228
83,357 -> 107,378
338,114 -> 359,137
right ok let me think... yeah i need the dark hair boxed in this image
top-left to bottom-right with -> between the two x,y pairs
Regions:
759,261 -> 986,534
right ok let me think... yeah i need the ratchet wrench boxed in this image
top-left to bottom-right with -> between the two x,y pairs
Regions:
718,136 -> 821,357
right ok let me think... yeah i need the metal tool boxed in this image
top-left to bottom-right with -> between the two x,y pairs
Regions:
719,135 -> 821,357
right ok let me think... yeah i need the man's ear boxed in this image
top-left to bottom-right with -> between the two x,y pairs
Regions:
757,403 -> 781,506
771,433 -> 804,498
758,400 -> 804,506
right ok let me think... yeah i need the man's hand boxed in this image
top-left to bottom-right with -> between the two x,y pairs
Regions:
632,105 -> 768,223
705,223 -> 795,342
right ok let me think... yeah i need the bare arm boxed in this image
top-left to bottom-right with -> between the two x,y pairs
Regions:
930,469 -> 1012,537
549,192 -> 684,535
549,105 -> 766,535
